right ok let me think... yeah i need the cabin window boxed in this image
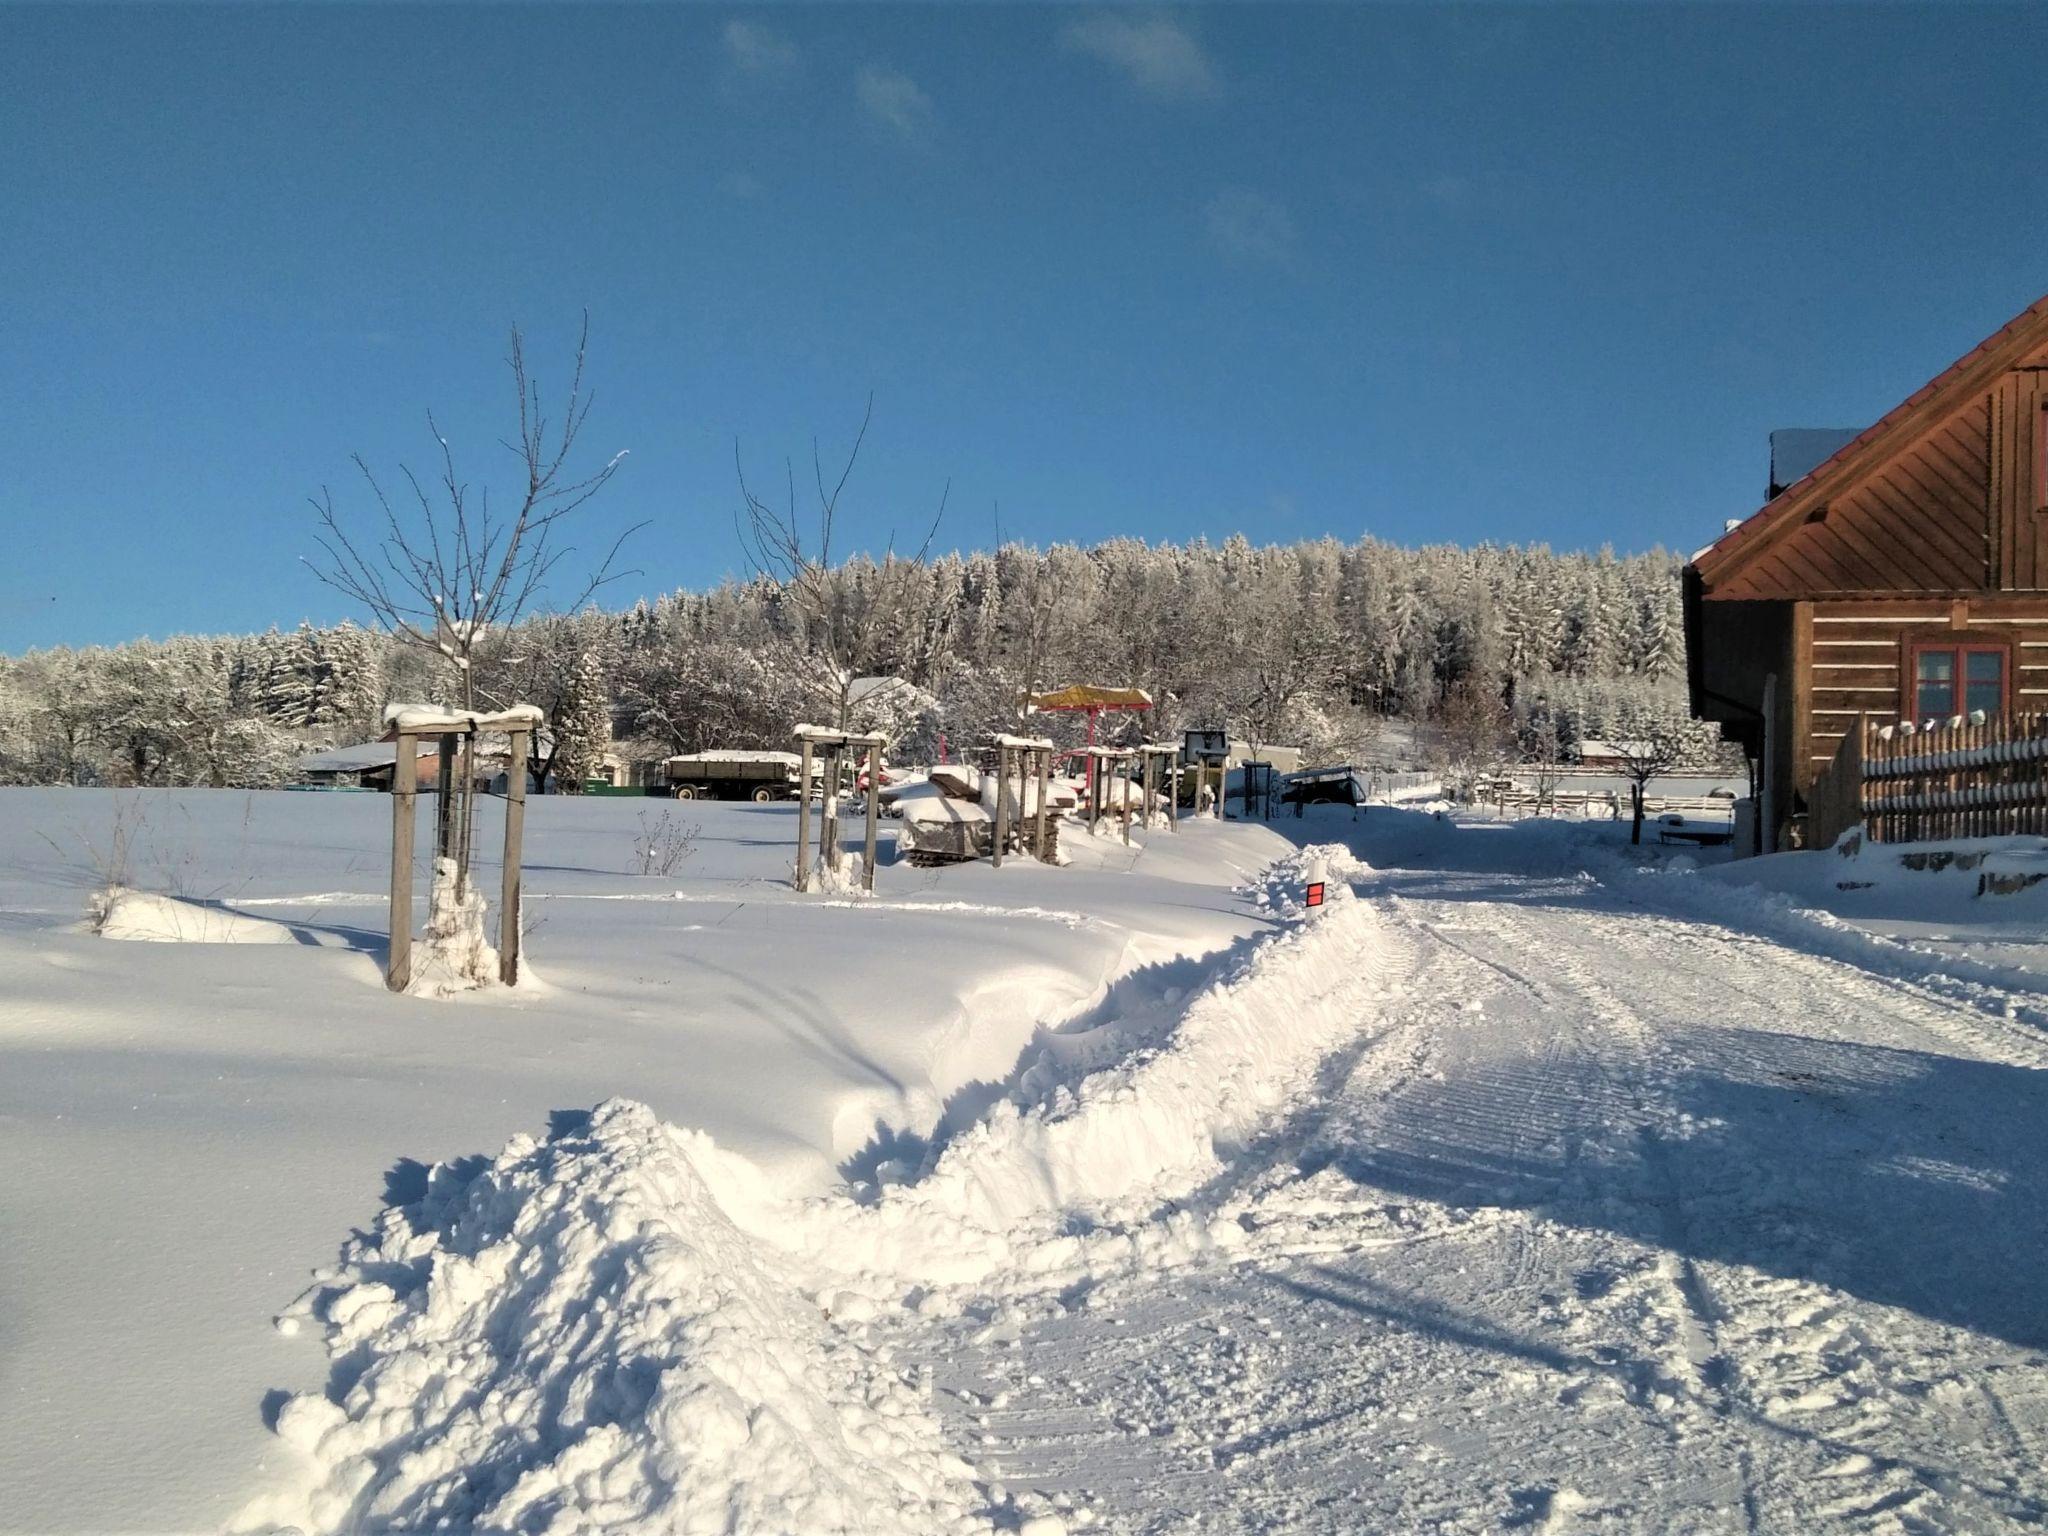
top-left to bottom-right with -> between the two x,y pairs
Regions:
1908,642 -> 2007,721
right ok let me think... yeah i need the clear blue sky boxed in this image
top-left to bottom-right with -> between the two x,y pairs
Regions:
7,3 -> 2048,653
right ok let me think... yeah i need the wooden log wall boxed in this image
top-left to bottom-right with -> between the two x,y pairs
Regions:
1803,600 -> 2048,788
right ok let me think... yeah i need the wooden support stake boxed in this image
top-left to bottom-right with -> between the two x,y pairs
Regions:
1121,755 -> 1132,845
1142,750 -> 1156,839
863,739 -> 880,890
434,732 -> 457,860
993,745 -> 1011,869
1035,747 -> 1052,860
388,732 -> 417,992
795,739 -> 815,891
499,729 -> 527,986
822,748 -> 841,872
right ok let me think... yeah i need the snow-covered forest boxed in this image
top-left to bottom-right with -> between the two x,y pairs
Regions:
0,535 -> 1725,788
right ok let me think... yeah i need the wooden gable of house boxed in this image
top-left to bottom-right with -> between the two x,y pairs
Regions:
1694,298 -> 2048,601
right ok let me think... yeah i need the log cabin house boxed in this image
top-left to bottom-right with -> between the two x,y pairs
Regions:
1685,291 -> 2048,851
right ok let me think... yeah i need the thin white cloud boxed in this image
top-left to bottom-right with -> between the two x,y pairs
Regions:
1060,13 -> 1218,101
1204,187 -> 1295,266
856,63 -> 933,138
723,18 -> 798,73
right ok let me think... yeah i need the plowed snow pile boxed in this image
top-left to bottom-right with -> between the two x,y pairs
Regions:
245,846 -> 1396,1534
238,1104 -> 988,1536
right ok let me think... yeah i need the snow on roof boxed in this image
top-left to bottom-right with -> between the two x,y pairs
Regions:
990,734 -> 1055,749
664,750 -> 803,768
383,703 -> 545,733
298,740 -> 420,772
794,724 -> 888,744
1575,739 -> 1657,759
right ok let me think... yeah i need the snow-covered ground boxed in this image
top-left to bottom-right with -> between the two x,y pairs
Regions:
2,789 -> 2045,1532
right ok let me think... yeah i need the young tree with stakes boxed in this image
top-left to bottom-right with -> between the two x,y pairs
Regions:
305,317 -> 638,905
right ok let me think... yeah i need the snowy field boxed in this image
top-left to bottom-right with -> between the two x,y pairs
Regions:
2,789 -> 2046,1533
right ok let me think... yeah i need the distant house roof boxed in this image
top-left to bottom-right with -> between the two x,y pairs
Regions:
1768,428 -> 1863,499
299,741 -> 411,773
1574,739 -> 1655,762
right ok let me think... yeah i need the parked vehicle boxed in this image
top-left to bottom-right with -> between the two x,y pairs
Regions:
662,751 -> 808,802
1280,765 -> 1370,809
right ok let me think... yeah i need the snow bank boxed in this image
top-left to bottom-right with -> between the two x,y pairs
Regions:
241,1101 -> 986,1536
94,888 -> 300,944
253,845 -> 1398,1528
869,846 -> 1395,1255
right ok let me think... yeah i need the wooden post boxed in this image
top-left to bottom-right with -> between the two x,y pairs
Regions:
863,738 -> 881,891
1035,747 -> 1052,860
993,744 -> 1011,869
1142,749 -> 1156,840
1168,752 -> 1180,831
1120,753 -> 1132,845
434,731 -> 457,860
387,732 -> 417,992
500,728 -> 527,986
823,746 -> 842,872
795,738 -> 814,891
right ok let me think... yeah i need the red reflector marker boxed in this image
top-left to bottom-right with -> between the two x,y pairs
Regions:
1304,881 -> 1325,908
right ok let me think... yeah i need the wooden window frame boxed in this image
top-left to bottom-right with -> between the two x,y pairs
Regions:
1899,630 -> 2012,723
2039,402 -> 2048,514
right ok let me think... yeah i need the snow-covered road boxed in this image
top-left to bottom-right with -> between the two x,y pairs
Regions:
912,854 -> 2048,1533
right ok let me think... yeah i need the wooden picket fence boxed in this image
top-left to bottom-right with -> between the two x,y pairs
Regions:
1807,712 -> 2048,847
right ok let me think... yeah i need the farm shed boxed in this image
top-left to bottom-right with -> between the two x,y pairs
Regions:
297,739 -> 439,791
1685,290 -> 2048,850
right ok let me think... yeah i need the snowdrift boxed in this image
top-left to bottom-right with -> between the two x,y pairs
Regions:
240,1103 -> 986,1536
251,845 -> 1397,1533
94,889 -> 301,945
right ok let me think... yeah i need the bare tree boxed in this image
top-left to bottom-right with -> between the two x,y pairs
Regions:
1612,722 -> 1688,845
734,397 -> 948,734
305,317 -> 637,896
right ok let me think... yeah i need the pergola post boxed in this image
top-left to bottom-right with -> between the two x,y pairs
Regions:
863,737 -> 881,891
500,727 -> 527,986
1168,750 -> 1181,832
795,738 -> 815,891
387,732 -> 417,992
1142,749 -> 1157,837
1120,753 -> 1132,845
